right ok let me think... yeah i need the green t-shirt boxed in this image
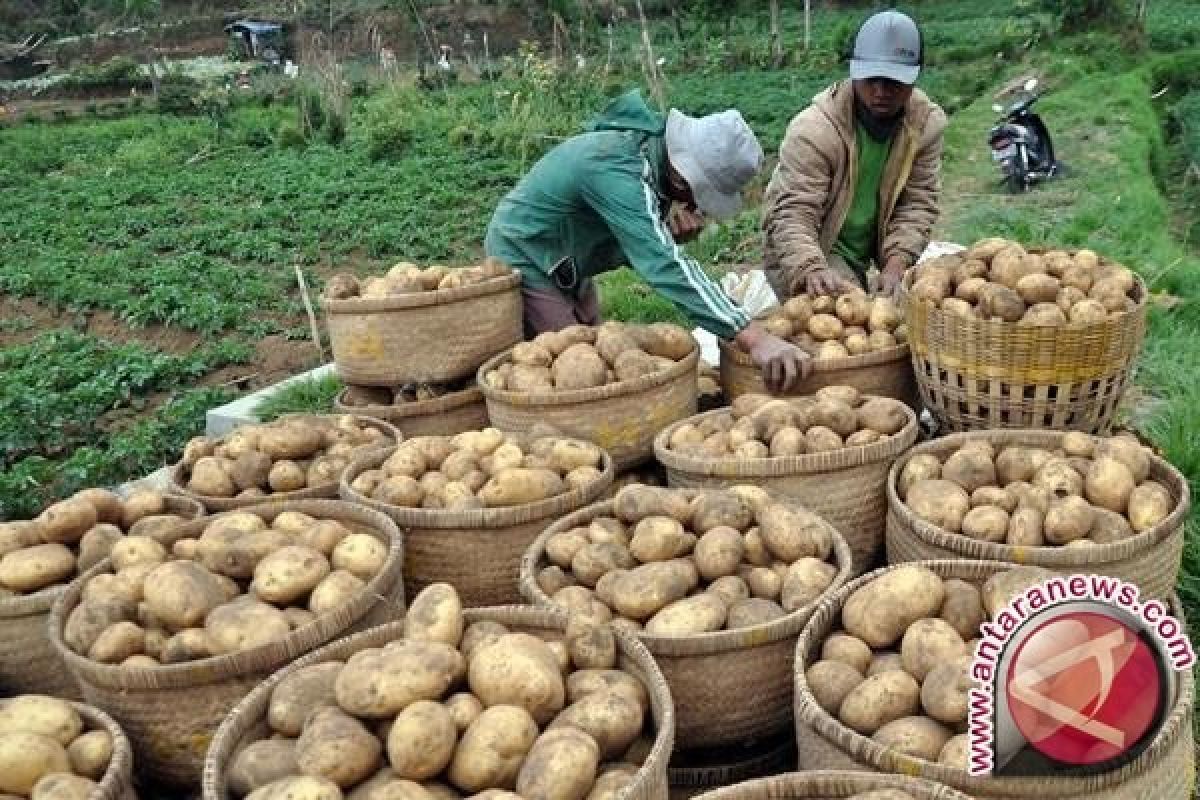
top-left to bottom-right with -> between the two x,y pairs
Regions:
833,121 -> 893,276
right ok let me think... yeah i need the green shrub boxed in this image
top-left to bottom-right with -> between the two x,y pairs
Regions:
276,120 -> 306,148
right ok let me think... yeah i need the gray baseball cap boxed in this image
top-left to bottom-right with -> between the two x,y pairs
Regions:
850,10 -> 922,85
665,108 -> 763,220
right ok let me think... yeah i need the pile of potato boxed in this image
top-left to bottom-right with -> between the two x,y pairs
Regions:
225,584 -> 657,800
324,258 -> 513,300
533,484 -> 841,635
664,387 -> 910,459
483,322 -> 694,393
804,564 -> 1052,768
748,291 -> 906,361
0,694 -> 118,798
178,415 -> 392,500
341,378 -> 475,409
0,488 -> 183,597
896,432 -> 1173,547
350,430 -> 607,512
910,239 -> 1140,326
61,508 -> 388,665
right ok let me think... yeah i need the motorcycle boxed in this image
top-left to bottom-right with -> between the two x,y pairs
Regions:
988,78 -> 1060,193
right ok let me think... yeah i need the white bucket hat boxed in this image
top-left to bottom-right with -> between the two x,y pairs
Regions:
664,108 -> 763,220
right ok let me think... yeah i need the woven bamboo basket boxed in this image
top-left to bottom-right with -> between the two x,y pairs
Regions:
478,343 -> 700,470
885,430 -> 1190,600
718,339 -> 920,410
654,402 -> 919,574
520,495 -> 853,749
48,499 -> 405,787
668,733 -> 797,800
72,701 -> 140,800
202,605 -> 675,800
904,265 -> 1148,434
340,443 -> 614,606
169,414 -> 401,512
0,493 -> 203,699
333,383 -> 489,438
793,559 -> 1196,799
325,272 -> 523,386
693,771 -> 974,800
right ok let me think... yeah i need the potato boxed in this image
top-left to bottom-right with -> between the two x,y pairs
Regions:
443,693 -> 484,734
961,506 -> 1009,543
549,690 -> 643,759
938,735 -> 969,769
629,516 -> 689,563
690,492 -> 754,534
447,705 -> 539,792
516,726 -> 601,800
644,593 -> 727,636
1043,496 -> 1094,544
331,534 -> 387,581
872,716 -> 954,761
843,565 -> 945,648
758,502 -> 831,562
206,598 -> 292,654
921,656 -> 972,725
706,575 -> 750,608
1032,459 -> 1084,498
512,342 -> 554,368
480,468 -> 565,508
461,621 -> 510,660
336,640 -> 464,717
36,499 -> 98,546
1128,481 -> 1173,532
247,776 -> 342,800
941,449 -> 997,493
468,633 -> 565,725
565,671 -> 649,715
30,773 -> 97,800
119,488 -> 166,528
838,671 -> 921,734
835,292 -> 871,326
268,461 -> 308,493
856,399 -> 907,436
1069,299 -> 1107,324
88,620 -> 145,663
632,323 -> 693,361
806,660 -> 865,715
295,706 -> 382,788
402,583 -> 463,647
161,628 -> 216,664
904,480 -> 970,533
807,313 -> 844,341
0,695 -> 82,746
995,448 -> 1039,485
978,284 -> 1025,322
269,662 -> 343,737
229,739 -> 300,797
781,558 -> 837,612
572,543 -> 635,587
897,454 -> 941,499
553,344 -> 608,390
939,580 -> 985,641
0,732 -> 70,795
981,566 -> 1055,617
386,701 -> 457,781
0,543 -> 75,593
613,485 -> 692,524
66,730 -> 112,781
309,570 -> 366,616
901,619 -> 966,681
140,560 -> 229,631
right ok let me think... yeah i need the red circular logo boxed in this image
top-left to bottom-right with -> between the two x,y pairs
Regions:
1005,611 -> 1162,766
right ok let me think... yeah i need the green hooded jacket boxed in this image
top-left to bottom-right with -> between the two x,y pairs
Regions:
484,89 -> 750,339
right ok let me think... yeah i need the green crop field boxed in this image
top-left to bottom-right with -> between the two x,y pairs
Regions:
2,0 -> 1199,639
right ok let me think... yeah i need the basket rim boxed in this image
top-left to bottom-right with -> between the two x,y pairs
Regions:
333,383 -> 483,419
793,558 -> 1195,794
477,340 -> 700,408
339,440 -> 616,530
168,413 -> 401,511
718,337 -> 911,373
518,493 -> 854,656
322,271 -> 521,313
47,498 -> 405,689
692,771 -> 974,800
652,400 -> 919,479
0,493 -> 204,619
74,700 -> 136,800
201,605 -> 676,800
885,429 -> 1191,566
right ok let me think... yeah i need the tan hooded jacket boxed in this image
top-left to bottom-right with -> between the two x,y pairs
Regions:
762,79 -> 948,298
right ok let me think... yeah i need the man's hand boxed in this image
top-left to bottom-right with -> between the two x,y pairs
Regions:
879,255 -> 909,298
736,322 -> 813,394
805,268 -> 854,296
668,206 -> 706,243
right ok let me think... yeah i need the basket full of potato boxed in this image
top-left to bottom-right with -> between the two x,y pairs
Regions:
172,414 -> 399,511
0,487 -> 201,698
720,291 -> 917,408
49,498 -> 405,786
340,429 -> 614,606
691,771 -> 973,800
203,584 -> 675,800
793,561 -> 1195,800
479,322 -> 700,469
323,259 -> 522,386
886,429 -> 1189,599
520,484 -> 852,749
904,239 -> 1148,433
334,377 -> 490,439
654,388 -> 919,574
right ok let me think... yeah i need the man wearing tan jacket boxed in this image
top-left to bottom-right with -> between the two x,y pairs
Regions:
763,10 -> 947,299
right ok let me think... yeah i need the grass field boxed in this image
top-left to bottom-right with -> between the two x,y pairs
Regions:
2,1 -> 1200,637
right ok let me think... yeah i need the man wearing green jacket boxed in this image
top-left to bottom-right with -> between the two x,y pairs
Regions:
485,89 -> 811,393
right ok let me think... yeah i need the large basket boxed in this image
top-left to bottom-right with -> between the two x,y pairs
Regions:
478,344 -> 700,470
49,499 -> 406,787
333,383 -> 489,438
340,443 -> 615,606
719,339 -> 919,409
203,605 -> 675,800
793,559 -> 1196,799
520,495 -> 853,750
325,273 -> 523,386
169,414 -> 401,512
0,493 -> 203,699
654,403 -> 919,574
693,771 -> 973,800
75,701 -> 140,800
884,429 -> 1190,600
904,265 -> 1148,433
